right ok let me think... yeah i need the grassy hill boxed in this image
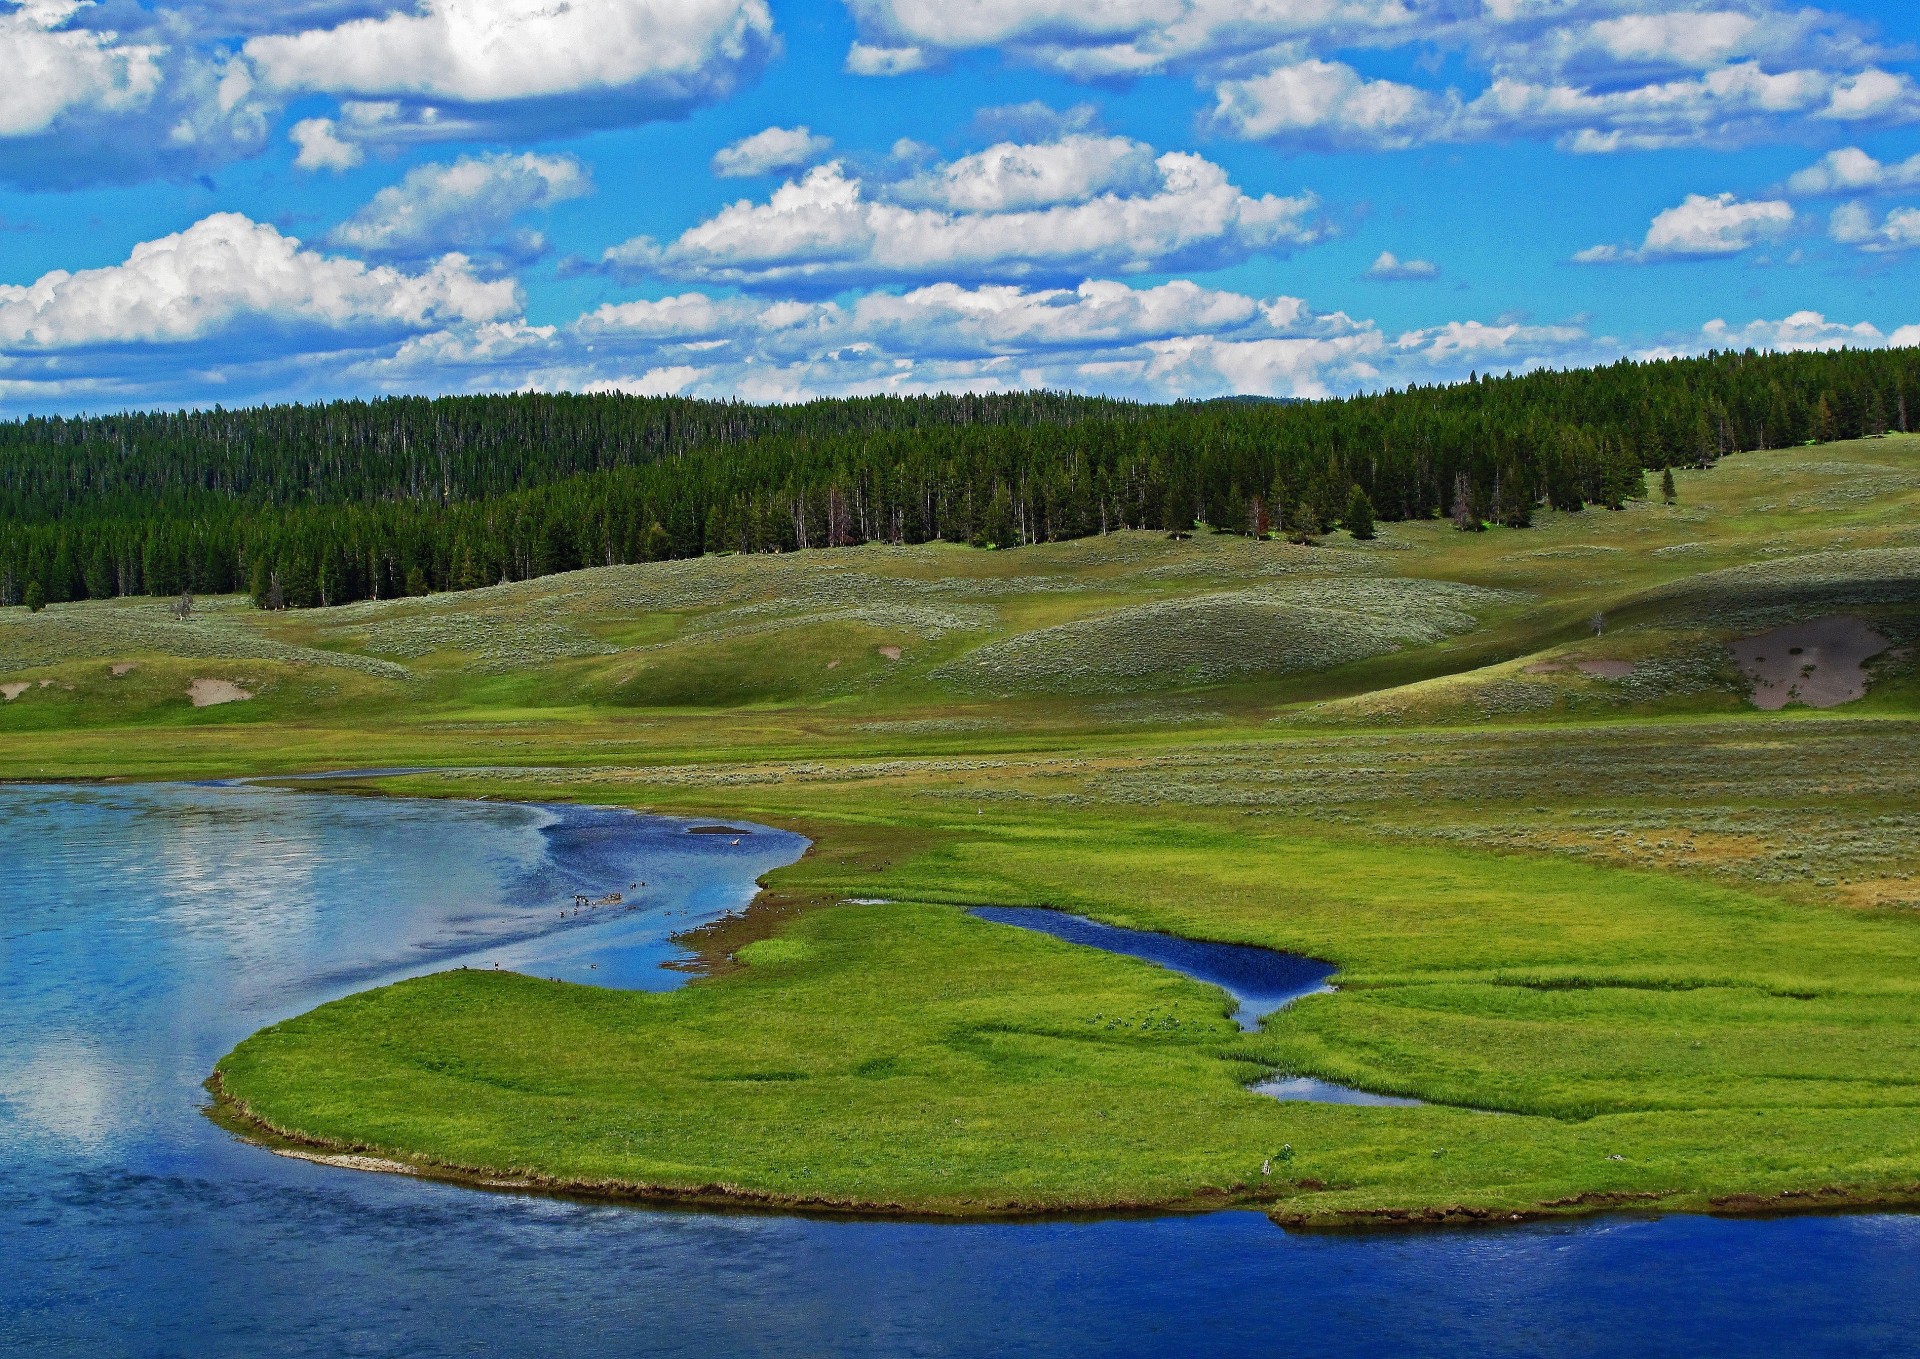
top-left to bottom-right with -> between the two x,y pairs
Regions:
7,437 -> 1920,1225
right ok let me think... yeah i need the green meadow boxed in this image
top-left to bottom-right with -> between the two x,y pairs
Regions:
8,437 -> 1920,1224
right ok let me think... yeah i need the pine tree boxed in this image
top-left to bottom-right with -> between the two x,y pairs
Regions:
1661,468 -> 1677,504
1344,485 -> 1376,540
24,580 -> 46,612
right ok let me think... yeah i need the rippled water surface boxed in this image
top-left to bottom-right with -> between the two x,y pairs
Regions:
4,783 -> 1919,1358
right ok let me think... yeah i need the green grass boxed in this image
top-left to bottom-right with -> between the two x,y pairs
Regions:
215,809 -> 1920,1222
9,436 -> 1920,1224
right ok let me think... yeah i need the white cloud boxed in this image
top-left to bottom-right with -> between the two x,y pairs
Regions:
1209,60 -> 1454,150
0,0 -> 161,137
894,134 -> 1159,211
602,140 -> 1321,290
289,115 -> 362,170
1787,146 -> 1920,196
1575,192 -> 1793,263
1829,201 -> 1920,253
842,0 -> 1421,79
1699,309 -> 1889,351
845,41 -> 929,76
1365,250 -> 1439,280
327,151 -> 591,260
15,232 -> 1920,414
245,0 -> 774,133
1212,56 -> 1920,153
712,125 -> 832,178
0,212 -> 516,351
1581,11 -> 1761,67
845,1 -> 1919,154
1396,317 -> 1589,364
246,0 -> 772,103
542,276 -> 1613,403
556,278 -> 1395,400
0,4 -> 269,188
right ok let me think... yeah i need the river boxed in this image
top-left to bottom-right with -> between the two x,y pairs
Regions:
3,782 -> 1917,1357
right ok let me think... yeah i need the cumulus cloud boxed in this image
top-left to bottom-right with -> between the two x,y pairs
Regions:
245,0 -> 775,142
1209,60 -> 1454,151
553,278 -> 1393,400
1211,56 -> 1920,153
601,138 -> 1321,290
0,212 -> 516,351
11,236 -> 1919,414
326,151 -> 591,261
846,0 -> 1920,154
1787,146 -> 1920,196
712,125 -> 832,178
246,0 -> 772,103
0,3 -> 270,188
0,0 -> 161,137
1828,202 -> 1920,253
841,0 -> 1420,79
1365,250 -> 1439,280
289,115 -> 362,170
461,275 -> 1619,404
1698,309 -> 1892,351
1574,192 -> 1793,263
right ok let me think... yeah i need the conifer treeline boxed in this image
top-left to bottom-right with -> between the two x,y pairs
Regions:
1,345 -> 1914,608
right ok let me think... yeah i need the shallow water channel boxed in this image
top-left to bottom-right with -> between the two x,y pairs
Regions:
4,782 -> 1919,1358
968,906 -> 1421,1106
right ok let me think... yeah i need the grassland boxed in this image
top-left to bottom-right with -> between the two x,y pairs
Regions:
10,437 -> 1920,1226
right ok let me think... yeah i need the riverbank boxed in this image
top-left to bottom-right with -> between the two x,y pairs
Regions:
209,778 -> 1920,1229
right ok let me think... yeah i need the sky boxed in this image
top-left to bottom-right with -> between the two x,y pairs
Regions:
3,0 -> 1920,414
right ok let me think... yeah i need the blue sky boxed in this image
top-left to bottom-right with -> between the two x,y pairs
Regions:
2,0 -> 1920,413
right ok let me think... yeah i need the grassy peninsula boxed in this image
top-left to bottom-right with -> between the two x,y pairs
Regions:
7,434 -> 1920,1225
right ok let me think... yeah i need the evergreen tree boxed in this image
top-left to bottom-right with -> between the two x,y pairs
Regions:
1661,468 -> 1677,504
1344,485 -> 1376,540
24,580 -> 45,612
975,484 -> 1016,548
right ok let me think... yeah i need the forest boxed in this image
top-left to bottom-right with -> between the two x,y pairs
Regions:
1,344 -> 1915,609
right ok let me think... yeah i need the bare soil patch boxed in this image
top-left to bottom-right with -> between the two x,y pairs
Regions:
1522,660 -> 1636,678
1575,660 -> 1637,679
877,645 -> 903,661
1730,615 -> 1890,710
187,678 -> 253,708
0,681 -> 27,701
110,662 -> 138,677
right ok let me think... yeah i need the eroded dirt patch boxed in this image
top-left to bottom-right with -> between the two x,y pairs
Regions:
1730,615 -> 1890,710
1522,659 -> 1637,678
1575,660 -> 1637,679
187,678 -> 253,708
0,681 -> 27,701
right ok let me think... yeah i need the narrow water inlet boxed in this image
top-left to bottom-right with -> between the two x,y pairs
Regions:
968,906 -> 1335,1030
966,906 -> 1422,1108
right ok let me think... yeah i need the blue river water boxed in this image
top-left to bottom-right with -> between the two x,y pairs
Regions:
4,782 -> 1920,1358
968,905 -> 1337,1030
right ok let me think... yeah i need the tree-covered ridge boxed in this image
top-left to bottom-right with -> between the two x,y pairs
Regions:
2,346 -> 1916,609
